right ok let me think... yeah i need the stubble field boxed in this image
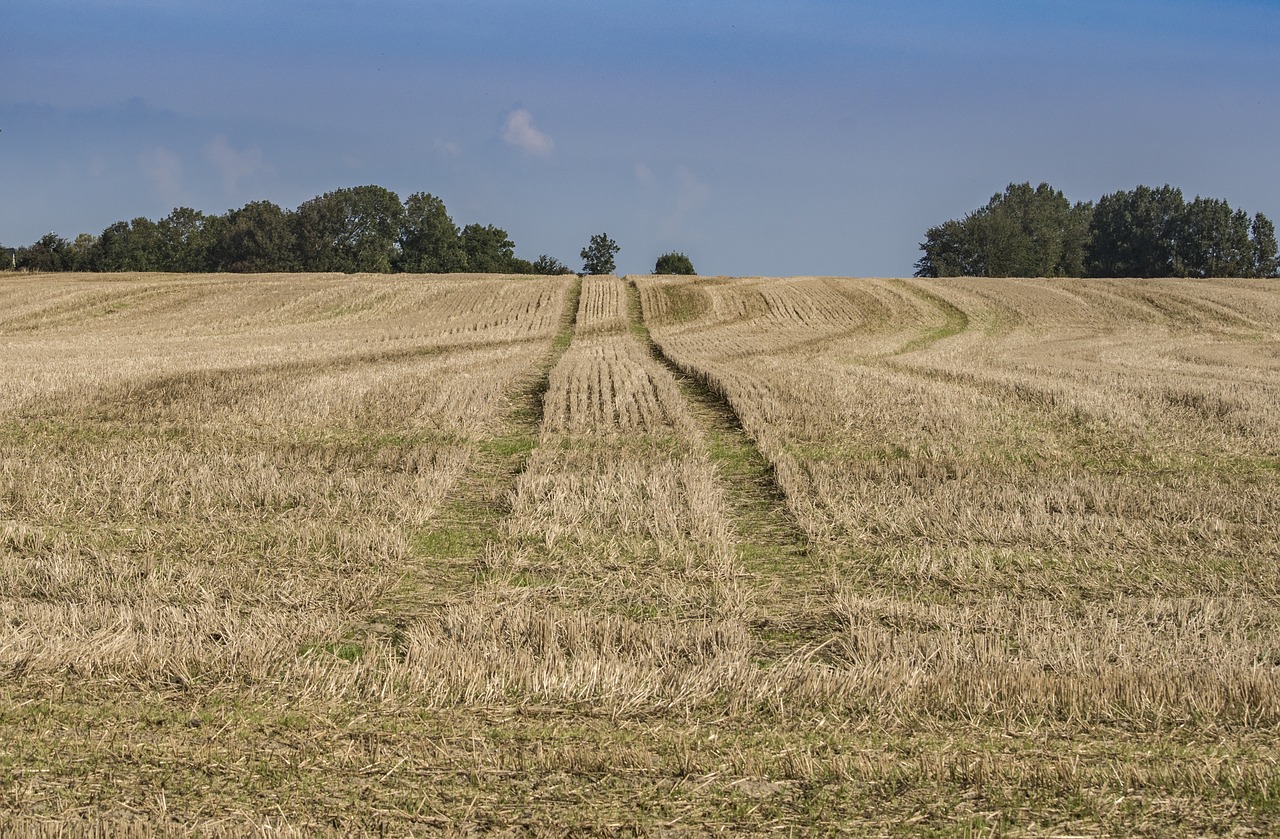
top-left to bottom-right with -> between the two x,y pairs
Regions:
1,271 -> 1278,836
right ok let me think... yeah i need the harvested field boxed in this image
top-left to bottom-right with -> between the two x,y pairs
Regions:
2,270 -> 1279,835
640,273 -> 1280,834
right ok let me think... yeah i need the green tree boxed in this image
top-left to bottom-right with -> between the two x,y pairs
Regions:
16,233 -> 71,272
983,182 -> 1091,277
654,251 -> 696,275
398,192 -> 466,273
95,218 -> 165,271
294,185 -> 404,272
67,233 -> 99,271
1173,197 -> 1253,278
159,207 -> 215,272
915,219 -> 980,277
580,232 -> 619,275
915,183 -> 1091,278
1251,213 -> 1279,278
459,223 -> 516,273
1086,185 -> 1185,277
212,201 -> 297,272
531,254 -> 572,274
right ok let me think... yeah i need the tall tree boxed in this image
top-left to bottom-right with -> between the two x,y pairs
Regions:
459,223 -> 516,273
1251,213 -> 1279,278
397,192 -> 466,273
66,233 -> 99,271
95,218 -> 165,271
294,185 -> 404,272
915,183 -> 1091,278
915,219 -> 981,278
16,233 -> 71,272
211,201 -> 297,272
1086,185 -> 1185,278
1174,197 -> 1253,278
159,207 -> 214,272
580,232 -> 619,275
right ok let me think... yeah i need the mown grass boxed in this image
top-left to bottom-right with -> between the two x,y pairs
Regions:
4,272 -> 1280,835
633,273 -> 1280,835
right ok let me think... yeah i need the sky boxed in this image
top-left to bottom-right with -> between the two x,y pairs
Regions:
2,0 -> 1279,277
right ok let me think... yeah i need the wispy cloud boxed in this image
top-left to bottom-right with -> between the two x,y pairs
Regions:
657,166 -> 711,238
202,134 -> 266,194
139,146 -> 182,202
634,162 -> 654,187
502,109 -> 554,157
675,166 -> 710,215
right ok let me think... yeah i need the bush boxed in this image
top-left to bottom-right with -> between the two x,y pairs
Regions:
654,252 -> 696,275
531,254 -> 572,274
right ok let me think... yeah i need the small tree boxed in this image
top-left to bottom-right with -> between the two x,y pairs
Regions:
653,251 -> 695,275
531,254 -> 572,274
580,232 -> 619,275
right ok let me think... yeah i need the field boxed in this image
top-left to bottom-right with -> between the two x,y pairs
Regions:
1,271 -> 1278,835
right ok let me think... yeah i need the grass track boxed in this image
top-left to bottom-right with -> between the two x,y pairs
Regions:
625,277 -> 832,653
401,276 -> 582,615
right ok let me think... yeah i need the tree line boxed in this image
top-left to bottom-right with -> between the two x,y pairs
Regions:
915,182 -> 1279,279
3,185 -> 577,275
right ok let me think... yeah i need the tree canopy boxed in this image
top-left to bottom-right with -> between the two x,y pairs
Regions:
915,183 -> 1091,278
580,233 -> 619,275
531,254 -> 573,275
212,201 -> 296,273
654,252 -> 696,275
7,185 -> 564,276
398,192 -> 465,273
459,224 -> 517,273
293,185 -> 405,273
918,182 -> 1278,279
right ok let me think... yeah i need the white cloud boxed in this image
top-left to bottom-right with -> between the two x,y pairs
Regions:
676,166 -> 710,214
634,162 -> 654,187
139,146 -> 182,201
202,134 -> 266,194
659,166 -> 712,239
502,109 -> 554,157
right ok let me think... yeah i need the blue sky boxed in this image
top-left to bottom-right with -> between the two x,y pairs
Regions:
3,0 -> 1279,276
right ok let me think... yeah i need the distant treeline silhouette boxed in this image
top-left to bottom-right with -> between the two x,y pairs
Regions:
2,185 -> 573,275
916,183 -> 1278,279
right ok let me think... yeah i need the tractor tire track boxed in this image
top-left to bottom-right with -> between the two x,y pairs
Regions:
384,276 -> 582,624
624,277 -> 836,657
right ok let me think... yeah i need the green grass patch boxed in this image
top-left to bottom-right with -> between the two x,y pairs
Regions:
475,433 -> 538,460
890,281 -> 971,355
298,641 -> 365,663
